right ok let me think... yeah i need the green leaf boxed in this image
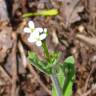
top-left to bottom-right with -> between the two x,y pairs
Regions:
28,51 -> 52,75
28,51 -> 48,74
23,9 -> 59,17
52,56 -> 75,96
63,56 -> 75,96
52,66 -> 65,96
64,56 -> 75,65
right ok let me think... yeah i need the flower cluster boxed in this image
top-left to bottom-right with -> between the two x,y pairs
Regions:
24,21 -> 47,47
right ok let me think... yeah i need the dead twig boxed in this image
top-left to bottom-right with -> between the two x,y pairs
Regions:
18,41 -> 27,68
76,34 -> 96,46
82,84 -> 96,96
83,65 -> 94,92
0,65 -> 11,82
11,32 -> 17,96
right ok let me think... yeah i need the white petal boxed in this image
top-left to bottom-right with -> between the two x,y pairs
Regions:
28,37 -> 36,43
28,34 -> 36,43
28,21 -> 35,29
24,27 -> 31,33
36,41 -> 42,47
40,33 -> 46,40
32,30 -> 39,38
44,28 -> 47,33
35,27 -> 43,33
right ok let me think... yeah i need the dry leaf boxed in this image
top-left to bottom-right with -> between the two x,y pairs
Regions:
0,0 -> 9,22
62,0 -> 84,27
0,27 -> 13,63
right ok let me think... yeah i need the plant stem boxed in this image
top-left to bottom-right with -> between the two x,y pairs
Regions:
42,41 -> 50,61
51,73 -> 62,96
42,41 -> 62,96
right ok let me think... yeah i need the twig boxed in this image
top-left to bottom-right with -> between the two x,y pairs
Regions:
76,34 -> 96,46
0,65 -> 11,82
81,84 -> 96,96
18,40 -> 51,95
84,65 -> 94,92
18,41 -> 27,68
11,32 -> 17,96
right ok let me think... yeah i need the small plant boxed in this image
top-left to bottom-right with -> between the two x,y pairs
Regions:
24,20 -> 75,96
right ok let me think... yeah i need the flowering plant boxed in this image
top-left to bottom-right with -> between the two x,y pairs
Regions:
24,20 -> 75,96
24,21 -> 47,47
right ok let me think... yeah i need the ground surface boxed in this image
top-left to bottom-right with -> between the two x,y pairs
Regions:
0,0 -> 96,96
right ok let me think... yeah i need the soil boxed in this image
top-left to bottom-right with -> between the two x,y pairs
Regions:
0,0 -> 96,96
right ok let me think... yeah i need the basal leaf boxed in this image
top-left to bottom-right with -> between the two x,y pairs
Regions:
64,56 -> 75,65
63,56 -> 75,96
52,65 -> 65,96
52,56 -> 75,96
28,51 -> 52,75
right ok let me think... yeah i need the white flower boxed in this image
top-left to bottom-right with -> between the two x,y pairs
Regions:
24,21 -> 35,33
23,21 -> 44,34
24,20 -> 48,47
35,27 -> 43,33
28,30 -> 47,47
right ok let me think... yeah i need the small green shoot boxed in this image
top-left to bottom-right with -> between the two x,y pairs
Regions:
23,9 -> 59,17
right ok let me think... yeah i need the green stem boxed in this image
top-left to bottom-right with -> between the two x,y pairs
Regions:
51,73 -> 62,96
42,41 -> 62,96
42,41 -> 50,61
